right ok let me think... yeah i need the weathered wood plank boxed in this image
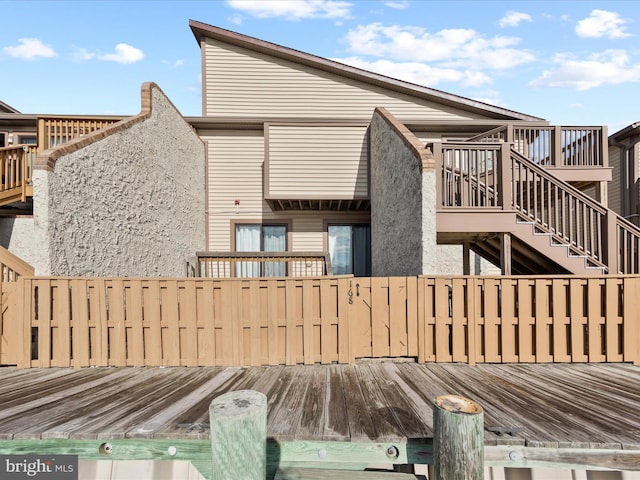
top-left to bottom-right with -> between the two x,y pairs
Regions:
341,364 -> 377,442
0,362 -> 638,458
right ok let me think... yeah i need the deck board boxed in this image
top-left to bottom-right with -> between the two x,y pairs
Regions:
0,363 -> 638,450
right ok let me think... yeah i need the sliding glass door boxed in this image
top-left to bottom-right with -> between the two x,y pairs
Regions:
328,224 -> 371,276
235,224 -> 287,277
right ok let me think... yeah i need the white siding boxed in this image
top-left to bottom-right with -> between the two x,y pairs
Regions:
204,38 -> 487,122
267,124 -> 368,198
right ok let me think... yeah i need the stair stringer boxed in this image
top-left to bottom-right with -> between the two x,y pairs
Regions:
510,219 -> 606,275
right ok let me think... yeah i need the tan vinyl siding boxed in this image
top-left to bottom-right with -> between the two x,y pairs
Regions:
204,38 -> 487,122
291,217 -> 324,250
204,130 -> 266,250
202,129 -> 370,251
608,146 -> 622,215
267,124 -> 368,199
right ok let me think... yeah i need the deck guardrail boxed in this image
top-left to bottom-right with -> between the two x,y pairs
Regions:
37,116 -> 121,150
196,251 -> 333,278
0,145 -> 35,203
465,125 -> 606,167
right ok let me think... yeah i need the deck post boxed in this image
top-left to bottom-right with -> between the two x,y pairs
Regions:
500,233 -> 512,275
433,394 -> 484,480
209,389 -> 267,480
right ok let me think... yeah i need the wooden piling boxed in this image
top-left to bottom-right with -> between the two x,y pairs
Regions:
209,389 -> 267,480
433,394 -> 484,480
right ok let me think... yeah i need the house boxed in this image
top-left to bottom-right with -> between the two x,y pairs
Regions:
0,20 -> 635,278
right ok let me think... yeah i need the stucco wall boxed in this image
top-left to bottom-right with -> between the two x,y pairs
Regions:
370,108 -> 435,276
0,215 -> 48,274
34,84 -> 206,277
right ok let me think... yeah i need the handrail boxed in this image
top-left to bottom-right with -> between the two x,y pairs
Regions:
0,245 -> 34,281
510,148 -> 608,267
197,251 -> 333,277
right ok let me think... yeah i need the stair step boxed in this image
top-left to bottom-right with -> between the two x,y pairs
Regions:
275,468 -> 425,479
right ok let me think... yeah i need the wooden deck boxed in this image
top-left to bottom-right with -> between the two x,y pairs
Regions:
0,362 -> 639,477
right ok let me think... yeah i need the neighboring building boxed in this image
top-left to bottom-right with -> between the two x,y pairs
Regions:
609,122 -> 640,226
0,21 -> 636,277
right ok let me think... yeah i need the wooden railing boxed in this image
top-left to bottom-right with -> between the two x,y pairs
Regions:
467,125 -> 606,167
510,148 -> 608,266
4,275 -> 639,368
196,251 -> 333,278
435,141 -> 640,273
37,116 -> 121,150
0,246 -> 34,281
0,145 -> 36,202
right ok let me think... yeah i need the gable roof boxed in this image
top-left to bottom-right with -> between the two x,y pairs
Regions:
189,20 -> 545,122
610,121 -> 640,142
0,101 -> 20,114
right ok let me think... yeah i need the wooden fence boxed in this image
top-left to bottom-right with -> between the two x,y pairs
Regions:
1,275 -> 639,368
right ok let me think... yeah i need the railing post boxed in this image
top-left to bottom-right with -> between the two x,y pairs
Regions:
505,124 -> 513,143
209,390 -> 267,480
431,142 -> 443,208
604,210 -> 618,274
553,126 -> 563,167
497,143 -> 512,210
433,394 -> 484,480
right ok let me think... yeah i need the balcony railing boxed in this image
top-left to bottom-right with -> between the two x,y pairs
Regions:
466,125 -> 607,167
37,116 -> 121,150
0,145 -> 36,203
196,251 -> 333,278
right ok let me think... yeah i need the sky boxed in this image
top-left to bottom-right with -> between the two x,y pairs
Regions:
1,0 -> 640,133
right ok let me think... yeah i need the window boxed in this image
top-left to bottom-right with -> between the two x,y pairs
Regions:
235,224 -> 287,277
328,224 -> 371,276
17,135 -> 36,145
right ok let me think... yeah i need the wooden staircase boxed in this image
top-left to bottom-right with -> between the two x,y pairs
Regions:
434,126 -> 640,275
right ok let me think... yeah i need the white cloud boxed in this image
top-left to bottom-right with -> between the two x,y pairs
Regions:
529,50 -> 640,90
226,0 -> 351,20
99,43 -> 144,64
163,59 -> 185,68
71,47 -> 95,62
334,56 -> 492,88
575,10 -> 630,39
343,23 -> 535,70
3,38 -> 56,59
228,13 -> 244,25
499,11 -> 532,28
385,0 -> 409,9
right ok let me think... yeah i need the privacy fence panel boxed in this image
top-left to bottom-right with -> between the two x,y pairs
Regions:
4,275 -> 639,368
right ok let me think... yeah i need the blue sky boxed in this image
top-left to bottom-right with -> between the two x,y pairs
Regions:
2,0 -> 639,133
